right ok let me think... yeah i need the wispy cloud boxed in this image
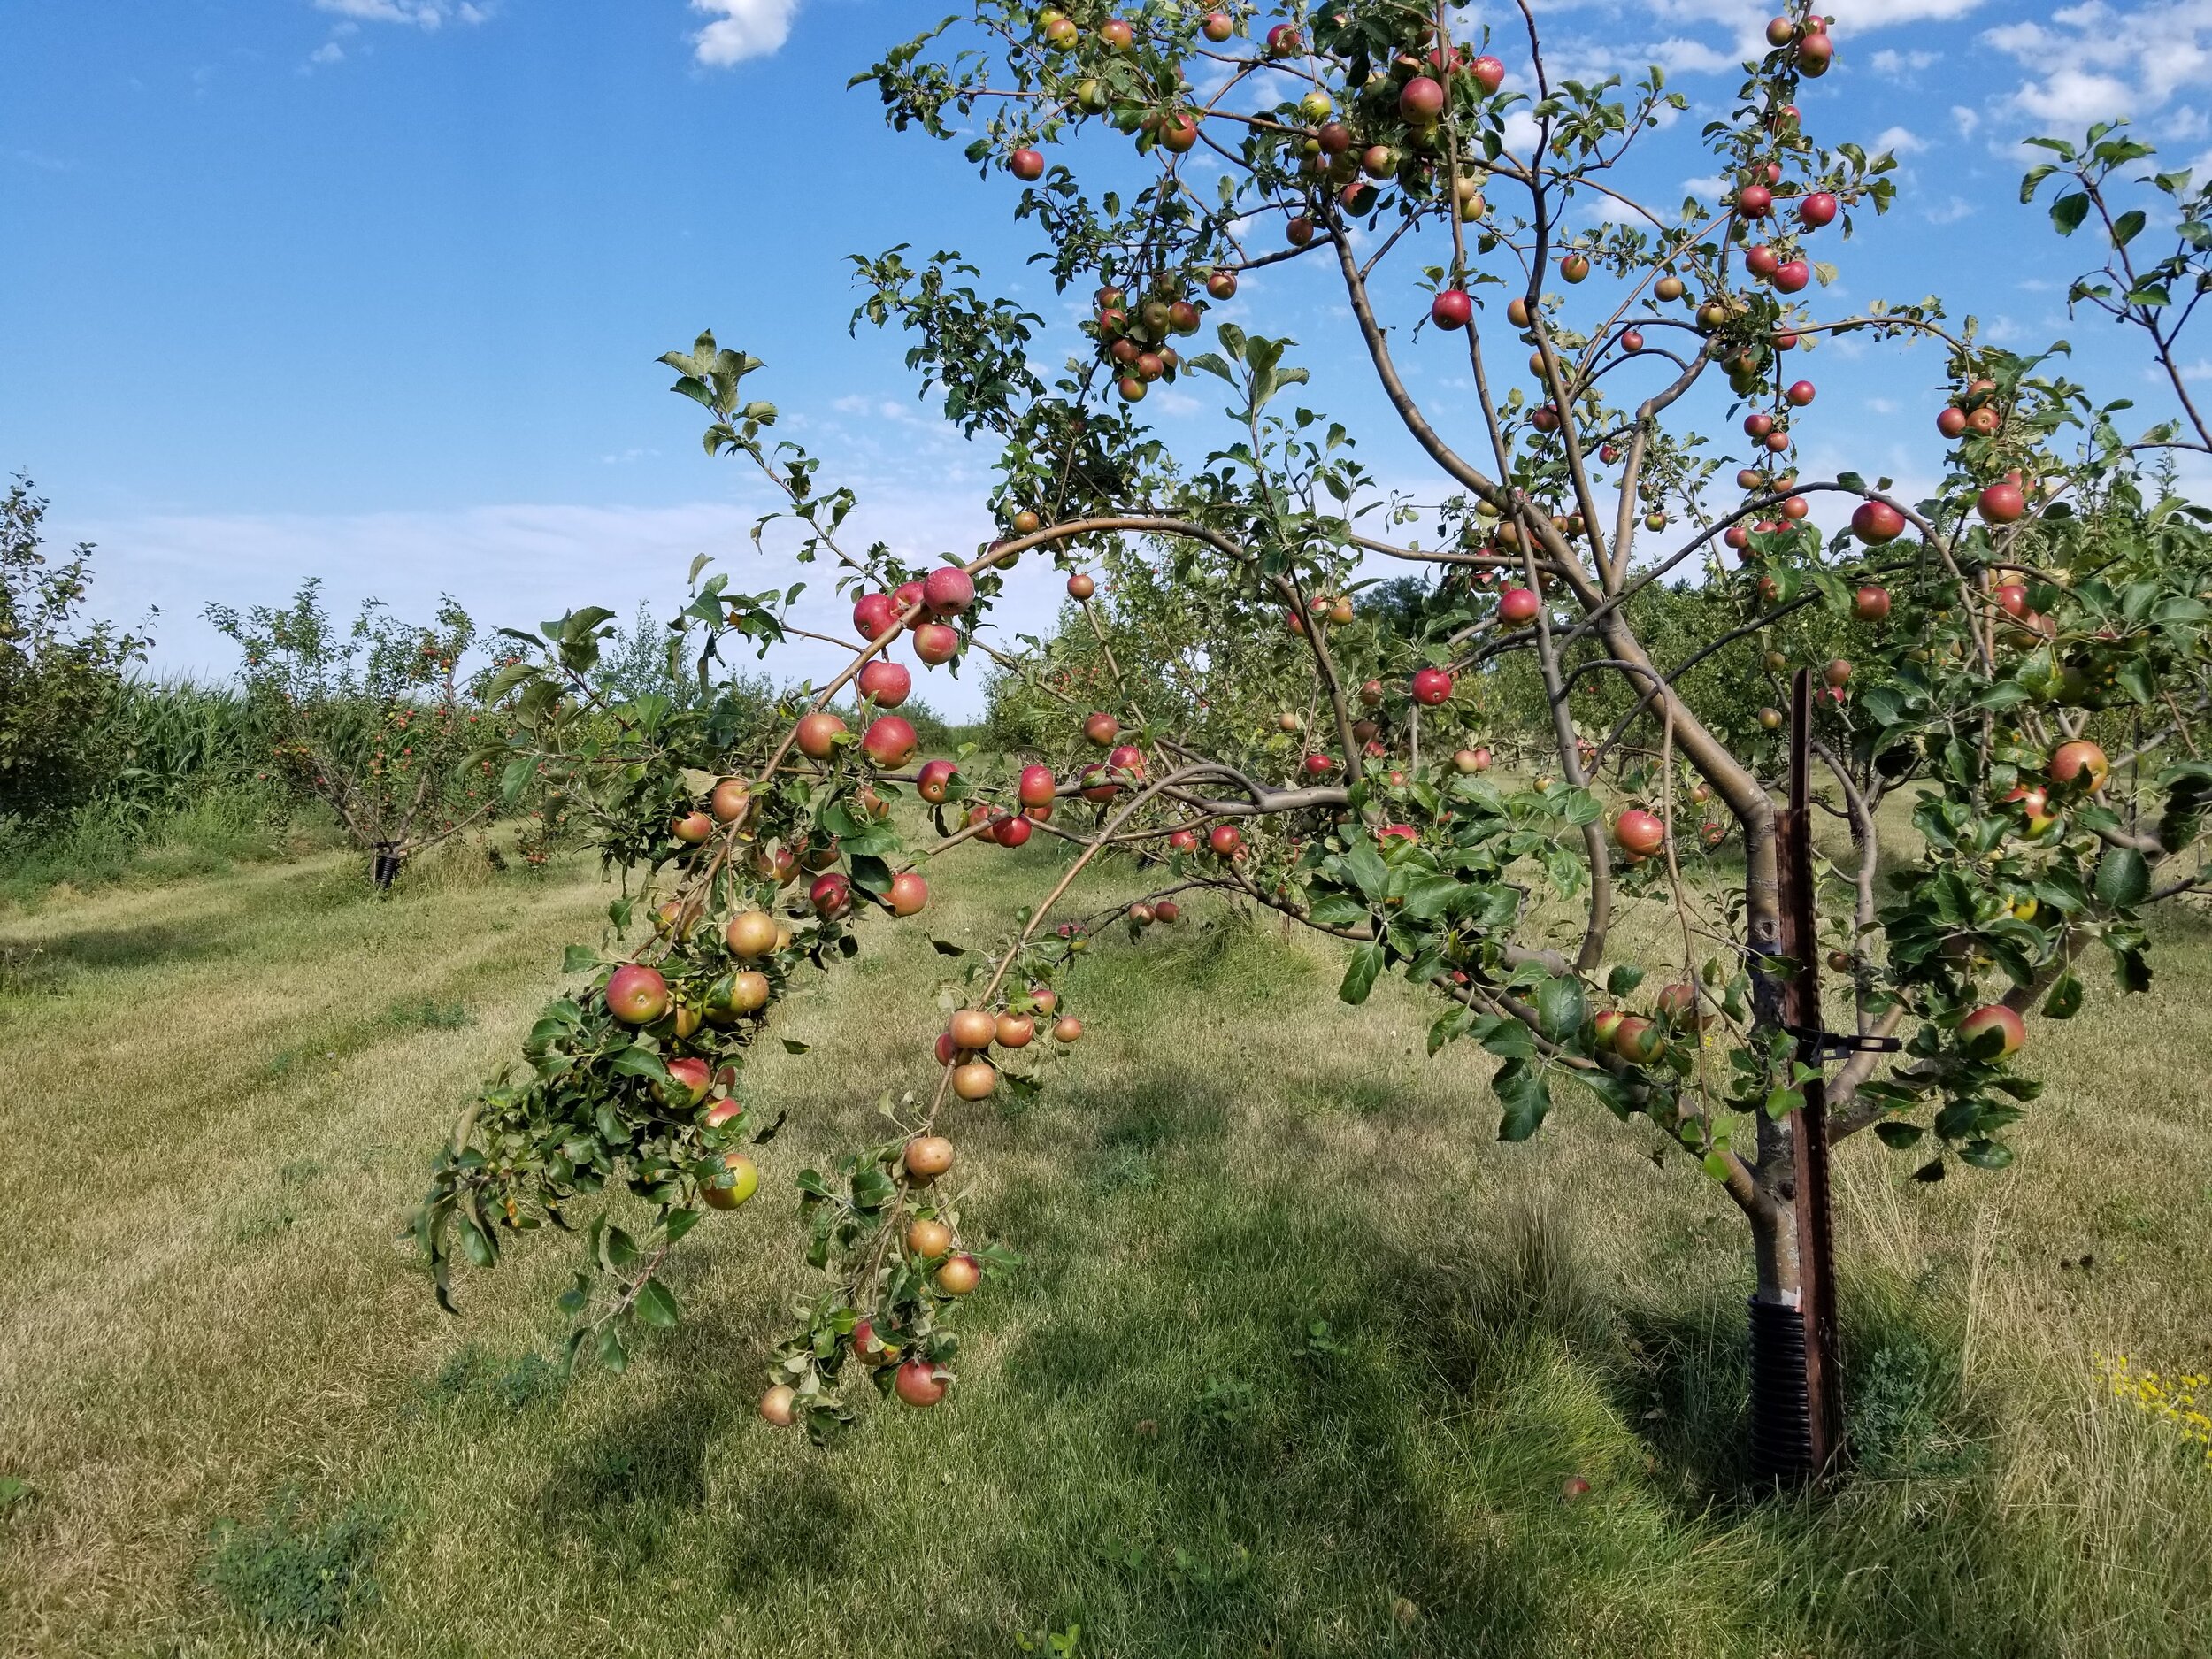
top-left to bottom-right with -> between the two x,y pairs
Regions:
691,0 -> 802,66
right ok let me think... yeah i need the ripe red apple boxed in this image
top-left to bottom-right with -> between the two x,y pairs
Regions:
1265,22 -> 1300,56
657,1056 -> 712,1109
1824,658 -> 1851,687
1085,710 -> 1120,746
1400,75 -> 1445,122
995,1011 -> 1035,1048
889,871 -> 928,917
1800,191 -> 1838,228
993,812 -> 1033,848
1454,746 -> 1492,773
1655,982 -> 1704,1029
862,716 -> 918,767
857,659 -> 911,707
1738,182 -> 1773,218
1796,30 -> 1832,74
1167,827 -> 1198,853
908,1217 -> 953,1258
1202,11 -> 1233,43
1016,764 -> 1057,809
1746,244 -> 1780,280
911,621 -> 960,664
895,1358 -> 948,1407
1773,260 -> 1809,294
916,758 -> 956,803
1010,147 -> 1044,181
1053,1014 -> 1084,1043
1209,823 -> 1243,857
1064,569 -> 1097,601
810,872 -> 853,919
1411,666 -> 1455,705
851,1317 -> 899,1366
924,566 -> 976,615
672,810 -> 713,845
1960,1002 -> 2025,1058
853,590 -> 898,641
1106,742 -> 1145,776
1160,113 -> 1201,152
1978,482 -> 2026,524
1302,751 -> 1334,777
1206,268 -> 1238,299
1786,380 -> 1816,406
1615,809 -> 1665,856
936,1252 -> 982,1295
1559,254 -> 1590,283
1153,900 -> 1179,924
1470,54 -> 1505,93
1612,1015 -> 1666,1064
2049,740 -> 2108,792
1854,584 -> 1891,623
952,1060 -> 997,1100
606,964 -> 670,1025
1499,586 -> 1540,624
1850,501 -> 1906,545
1937,406 -> 1969,438
795,711 -> 846,759
1431,288 -> 1473,331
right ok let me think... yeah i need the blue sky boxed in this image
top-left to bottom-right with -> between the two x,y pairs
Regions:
7,2 -> 2212,712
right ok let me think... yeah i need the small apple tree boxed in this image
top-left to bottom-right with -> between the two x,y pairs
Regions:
417,5 -> 2212,1461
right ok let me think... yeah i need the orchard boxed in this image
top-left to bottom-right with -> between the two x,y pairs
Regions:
416,3 -> 2212,1483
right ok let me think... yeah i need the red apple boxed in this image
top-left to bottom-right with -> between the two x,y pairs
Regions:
993,812 -> 1033,848
1800,191 -> 1838,228
1850,501 -> 1906,545
916,758 -> 956,803
1786,380 -> 1816,406
1208,823 -> 1242,857
1400,75 -> 1445,122
912,621 -> 960,664
1202,12 -> 1233,43
895,1358 -> 948,1407
924,566 -> 976,615
810,872 -> 853,918
862,716 -> 918,767
1738,182 -> 1773,218
2049,740 -> 2108,792
672,810 -> 713,845
1937,406 -> 1969,438
1960,1002 -> 2025,1058
1615,809 -> 1665,856
853,590 -> 899,641
1010,147 -> 1044,181
857,659 -> 911,707
1470,54 -> 1505,93
606,964 -> 670,1025
1499,587 -> 1540,624
795,711 -> 846,759
1824,658 -> 1851,687
1454,747 -> 1492,773
1411,666 -> 1455,705
1431,288 -> 1473,331
1773,260 -> 1809,294
1854,584 -> 1891,623
1085,710 -> 1120,746
1107,742 -> 1146,776
1977,482 -> 2027,524
657,1056 -> 711,1108
1018,764 -> 1057,808
1066,571 -> 1095,600
889,870 -> 928,917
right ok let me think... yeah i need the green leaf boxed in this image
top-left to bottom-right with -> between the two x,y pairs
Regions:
1534,975 -> 1587,1041
2093,845 -> 2151,909
2111,207 -> 2147,248
1339,941 -> 1385,1005
2043,972 -> 2084,1019
634,1277 -> 682,1328
2050,190 -> 2091,234
1606,963 -> 1646,997
1959,1138 -> 2015,1171
1873,1121 -> 1924,1149
562,945 -> 599,973
1493,1059 -> 1552,1141
611,1045 -> 672,1085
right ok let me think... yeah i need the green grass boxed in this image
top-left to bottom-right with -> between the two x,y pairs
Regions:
1,827 -> 2209,1656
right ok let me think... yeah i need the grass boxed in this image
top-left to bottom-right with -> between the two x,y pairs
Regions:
1,820 -> 2209,1656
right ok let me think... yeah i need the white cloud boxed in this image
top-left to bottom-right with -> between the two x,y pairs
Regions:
313,0 -> 489,26
1986,3 -> 2212,127
1952,104 -> 1981,137
691,0 -> 802,65
1870,48 -> 1940,75
1874,124 -> 1928,155
1923,194 -> 1978,223
309,42 -> 345,65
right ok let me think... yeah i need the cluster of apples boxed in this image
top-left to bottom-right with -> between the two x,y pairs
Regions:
850,564 -> 979,678
1089,278 -> 1215,404
936,996 -> 1084,1105
1594,981 -> 1712,1065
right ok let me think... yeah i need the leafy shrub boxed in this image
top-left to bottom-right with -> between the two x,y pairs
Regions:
199,1490 -> 384,1639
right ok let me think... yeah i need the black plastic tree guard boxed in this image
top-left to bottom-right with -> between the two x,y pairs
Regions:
372,841 -> 403,889
1747,1296 -> 1816,1486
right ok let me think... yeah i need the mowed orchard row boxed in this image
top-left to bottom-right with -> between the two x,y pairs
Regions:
0,812 -> 2208,1656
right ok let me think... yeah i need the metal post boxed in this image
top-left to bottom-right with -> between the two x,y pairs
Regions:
1779,667 -> 1843,1478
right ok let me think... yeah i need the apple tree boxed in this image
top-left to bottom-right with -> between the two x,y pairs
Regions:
416,5 -> 2212,1471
